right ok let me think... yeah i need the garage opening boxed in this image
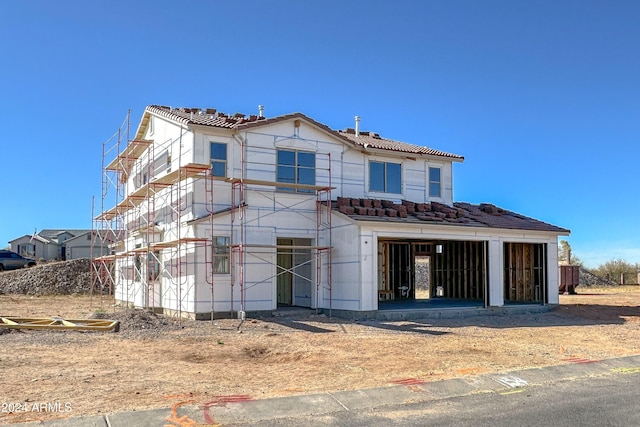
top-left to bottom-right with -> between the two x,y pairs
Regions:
378,240 -> 487,304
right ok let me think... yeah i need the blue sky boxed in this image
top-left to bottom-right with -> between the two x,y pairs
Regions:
0,0 -> 638,268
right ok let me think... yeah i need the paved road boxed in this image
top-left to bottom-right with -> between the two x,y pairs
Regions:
229,373 -> 640,426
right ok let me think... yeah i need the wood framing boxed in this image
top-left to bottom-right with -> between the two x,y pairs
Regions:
503,242 -> 547,303
432,241 -> 486,300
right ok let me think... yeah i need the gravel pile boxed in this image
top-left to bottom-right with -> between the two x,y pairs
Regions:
0,258 -> 93,295
91,308 -> 182,338
579,267 -> 619,287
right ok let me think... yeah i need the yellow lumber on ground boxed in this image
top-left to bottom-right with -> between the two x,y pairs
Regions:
0,317 -> 120,332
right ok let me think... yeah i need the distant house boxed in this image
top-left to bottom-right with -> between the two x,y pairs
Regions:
9,229 -> 115,261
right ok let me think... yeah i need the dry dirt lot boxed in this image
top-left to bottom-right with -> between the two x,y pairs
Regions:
1,287 -> 639,425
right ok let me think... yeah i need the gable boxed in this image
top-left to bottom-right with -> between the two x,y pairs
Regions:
10,234 -> 50,245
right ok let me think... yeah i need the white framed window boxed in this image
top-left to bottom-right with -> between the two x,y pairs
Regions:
429,167 -> 441,198
369,161 -> 402,193
276,149 -> 316,193
212,236 -> 230,274
19,244 -> 36,257
210,142 -> 227,177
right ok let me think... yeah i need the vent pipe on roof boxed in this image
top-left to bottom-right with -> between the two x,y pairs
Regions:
258,105 -> 264,118
355,115 -> 361,137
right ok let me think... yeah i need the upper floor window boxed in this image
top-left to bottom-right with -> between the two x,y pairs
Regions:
210,142 -> 227,177
370,161 -> 401,193
429,167 -> 441,198
276,149 -> 315,193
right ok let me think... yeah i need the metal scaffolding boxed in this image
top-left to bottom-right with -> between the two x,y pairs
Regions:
93,111 -> 334,319
228,135 -> 333,317
91,111 -> 131,306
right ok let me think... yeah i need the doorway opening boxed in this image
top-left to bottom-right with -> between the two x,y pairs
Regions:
276,238 -> 313,307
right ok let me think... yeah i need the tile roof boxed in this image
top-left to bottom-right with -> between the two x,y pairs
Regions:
147,105 -> 266,128
337,129 -> 463,159
145,105 -> 463,159
335,198 -> 569,233
38,229 -> 91,239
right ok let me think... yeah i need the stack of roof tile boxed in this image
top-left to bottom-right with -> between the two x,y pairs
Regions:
335,197 -> 568,233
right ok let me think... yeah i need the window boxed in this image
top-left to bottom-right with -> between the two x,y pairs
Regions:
210,142 -> 227,177
369,161 -> 401,193
19,244 -> 35,257
213,236 -> 230,274
276,149 -> 315,193
429,167 -> 441,198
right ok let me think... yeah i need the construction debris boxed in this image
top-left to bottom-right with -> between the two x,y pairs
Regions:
91,309 -> 182,338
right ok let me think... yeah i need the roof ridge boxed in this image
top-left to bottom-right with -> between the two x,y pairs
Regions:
145,105 -> 463,159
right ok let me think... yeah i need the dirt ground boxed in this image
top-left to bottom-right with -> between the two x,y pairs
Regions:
1,287 -> 639,425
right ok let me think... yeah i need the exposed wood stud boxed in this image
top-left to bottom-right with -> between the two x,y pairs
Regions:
504,242 -> 546,303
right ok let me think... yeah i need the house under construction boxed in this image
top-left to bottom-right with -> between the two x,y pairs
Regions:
92,105 -> 569,319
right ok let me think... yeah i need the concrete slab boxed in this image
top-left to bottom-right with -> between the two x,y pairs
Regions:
204,392 -> 346,424
418,377 -> 480,397
538,361 -> 612,380
458,374 -> 509,392
510,366 -> 570,384
328,385 -> 426,410
599,354 -> 640,370
18,415 -> 107,427
106,407 -> 184,427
